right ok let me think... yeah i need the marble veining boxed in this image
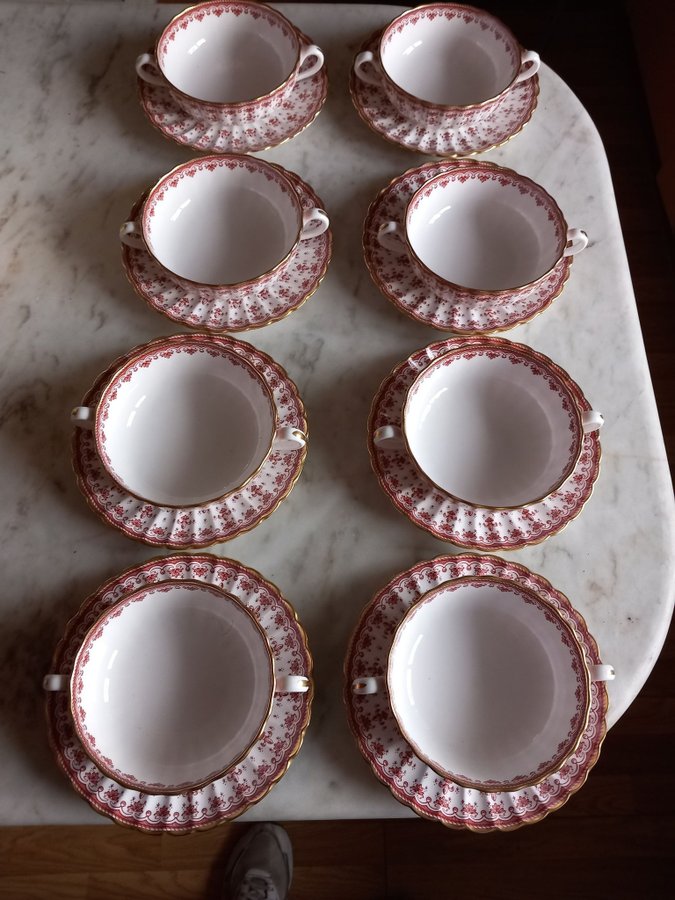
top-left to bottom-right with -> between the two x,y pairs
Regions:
0,2 -> 673,825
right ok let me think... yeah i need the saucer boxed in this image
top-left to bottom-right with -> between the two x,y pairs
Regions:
350,30 -> 539,158
72,334 -> 307,548
138,31 -> 328,155
364,160 -> 572,334
46,554 -> 313,833
344,554 -> 609,832
368,336 -> 601,551
122,167 -> 332,333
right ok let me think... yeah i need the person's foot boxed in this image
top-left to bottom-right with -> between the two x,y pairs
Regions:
225,823 -> 293,900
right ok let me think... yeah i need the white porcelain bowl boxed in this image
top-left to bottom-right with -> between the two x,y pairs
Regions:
135,1 -> 324,122
70,581 -> 275,793
388,577 -> 592,791
71,337 -> 306,507
354,3 -> 539,126
401,342 -> 602,508
120,155 -> 329,292
377,163 -> 587,301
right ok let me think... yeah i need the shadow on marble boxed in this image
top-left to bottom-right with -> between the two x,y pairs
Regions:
74,26 -> 159,145
0,575 -> 104,794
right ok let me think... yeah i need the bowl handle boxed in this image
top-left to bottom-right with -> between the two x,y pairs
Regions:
373,424 -> 404,449
276,675 -> 311,693
352,676 -> 385,695
43,674 -> 68,691
514,49 -> 541,84
71,406 -> 95,430
590,665 -> 615,682
582,410 -> 604,434
135,52 -> 166,87
354,50 -> 383,87
563,228 -> 589,257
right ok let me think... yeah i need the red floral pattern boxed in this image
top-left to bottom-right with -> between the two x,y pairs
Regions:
46,555 -> 312,833
72,335 -> 307,547
139,33 -> 327,154
350,31 -> 538,157
363,158 -> 572,332
344,554 -> 609,832
122,169 -> 331,332
368,335 -> 601,550
389,577 -> 588,789
71,583 -> 276,793
157,3 -> 302,122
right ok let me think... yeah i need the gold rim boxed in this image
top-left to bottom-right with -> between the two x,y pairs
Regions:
386,575 -> 592,792
401,164 -> 571,297
137,29 -> 328,156
401,339 -> 586,510
69,580 -> 276,795
121,164 -> 332,333
343,552 -> 610,832
349,32 -> 540,160
366,334 -> 602,551
376,3 -> 530,112
153,1 -> 304,110
71,333 -> 308,549
93,335 -> 281,509
136,154 -> 308,290
45,553 -> 314,834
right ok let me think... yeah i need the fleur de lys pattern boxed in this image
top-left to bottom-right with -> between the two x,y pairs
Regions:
72,334 -> 307,547
46,555 -> 313,833
350,30 -> 539,157
363,159 -> 572,333
344,554 -> 609,832
123,169 -> 331,332
139,29 -> 327,154
368,335 -> 601,550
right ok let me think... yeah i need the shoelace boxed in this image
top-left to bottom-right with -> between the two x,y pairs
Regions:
236,874 -> 279,900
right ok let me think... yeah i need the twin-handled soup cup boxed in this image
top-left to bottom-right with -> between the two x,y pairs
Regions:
374,340 -> 603,509
71,336 -> 306,508
120,155 -> 329,299
353,576 -> 614,792
376,161 -> 588,303
44,581 -> 311,794
136,0 -> 324,124
354,3 -> 539,128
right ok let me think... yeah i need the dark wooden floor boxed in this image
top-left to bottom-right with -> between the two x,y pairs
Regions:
1,3 -> 673,898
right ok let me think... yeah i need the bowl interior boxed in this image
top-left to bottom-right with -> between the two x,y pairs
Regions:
407,168 -> 565,290
144,157 -> 301,285
72,582 -> 274,791
388,578 -> 588,790
404,345 -> 580,508
97,341 -> 275,507
158,2 -> 298,103
381,7 -> 519,105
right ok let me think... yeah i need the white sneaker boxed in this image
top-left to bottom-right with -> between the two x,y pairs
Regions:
226,823 -> 293,900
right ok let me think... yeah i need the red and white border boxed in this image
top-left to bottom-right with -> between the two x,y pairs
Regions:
363,159 -> 572,333
344,553 -> 609,832
46,554 -> 312,833
350,30 -> 539,158
72,334 -> 307,547
123,168 -> 331,332
139,29 -> 327,154
368,336 -> 601,550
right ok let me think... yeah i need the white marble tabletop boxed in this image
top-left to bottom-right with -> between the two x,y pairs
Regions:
0,2 -> 673,825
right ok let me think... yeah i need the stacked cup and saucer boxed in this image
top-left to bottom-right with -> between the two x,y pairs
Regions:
124,1 -> 332,333
136,0 -> 328,155
363,151 -> 601,550
350,3 -> 540,157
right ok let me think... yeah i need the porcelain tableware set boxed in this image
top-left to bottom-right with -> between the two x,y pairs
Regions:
44,2 -> 615,833
347,3 -> 614,831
